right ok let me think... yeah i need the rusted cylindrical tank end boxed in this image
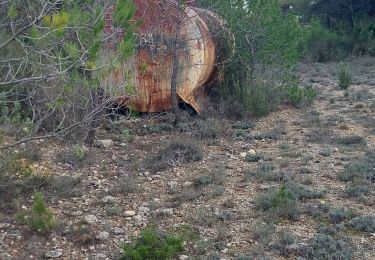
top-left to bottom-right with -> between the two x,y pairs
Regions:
102,0 -> 230,114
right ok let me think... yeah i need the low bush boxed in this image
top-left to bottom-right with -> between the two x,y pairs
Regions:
194,119 -> 222,139
328,207 -> 354,224
306,19 -> 346,62
287,85 -> 317,108
245,153 -> 264,162
338,65 -> 352,89
338,151 -> 374,198
305,233 -> 353,259
284,182 -> 324,200
193,175 -> 212,188
339,151 -> 375,182
121,227 -> 184,260
349,216 -> 375,233
17,191 -> 55,233
336,135 -> 366,146
251,220 -> 275,245
254,185 -> 299,220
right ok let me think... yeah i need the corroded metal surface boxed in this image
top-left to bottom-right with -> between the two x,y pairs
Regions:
103,0 -> 226,113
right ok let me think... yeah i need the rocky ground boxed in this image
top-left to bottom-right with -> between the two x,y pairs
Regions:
1,57 -> 375,259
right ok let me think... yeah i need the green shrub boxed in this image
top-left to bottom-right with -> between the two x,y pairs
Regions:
245,153 -> 263,162
194,119 -> 222,139
287,85 -> 317,108
349,216 -> 375,233
251,220 -> 275,245
337,135 -> 366,146
17,191 -> 55,233
306,233 -> 353,260
306,19 -> 345,62
284,182 -> 324,200
254,185 -> 299,220
121,227 -> 184,260
328,207 -> 354,224
338,151 -> 374,198
352,15 -> 375,56
338,65 -> 352,89
237,79 -> 285,117
73,144 -> 85,160
193,175 -> 212,188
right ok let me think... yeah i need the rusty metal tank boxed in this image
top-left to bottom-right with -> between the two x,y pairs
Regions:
102,0 -> 228,113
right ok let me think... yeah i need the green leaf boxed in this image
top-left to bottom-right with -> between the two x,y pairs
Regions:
7,5 -> 18,20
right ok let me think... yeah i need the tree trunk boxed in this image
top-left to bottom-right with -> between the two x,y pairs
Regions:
85,88 -> 105,145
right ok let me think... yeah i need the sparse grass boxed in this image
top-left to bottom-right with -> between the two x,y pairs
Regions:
121,227 -> 184,260
0,151 -> 50,211
305,127 -> 335,144
17,191 -> 55,233
243,163 -> 282,183
144,137 -> 202,173
141,123 -> 174,135
232,121 -> 255,130
47,175 -> 82,198
251,220 -> 275,245
170,188 -> 203,206
55,145 -> 89,168
110,176 -> 137,195
209,185 -> 225,198
193,206 -> 216,227
272,229 -> 295,255
252,126 -> 285,141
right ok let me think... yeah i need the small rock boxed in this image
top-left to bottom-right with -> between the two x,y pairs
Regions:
96,139 -> 114,148
44,250 -> 63,258
138,206 -> 150,214
96,231 -> 109,241
221,248 -> 228,254
83,215 -> 98,224
179,255 -> 189,260
124,210 -> 136,217
101,196 -> 116,204
96,253 -> 107,259
155,208 -> 174,216
167,181 -> 178,193
112,227 -> 125,234
248,149 -> 256,155
183,182 -> 193,187
240,152 -> 247,158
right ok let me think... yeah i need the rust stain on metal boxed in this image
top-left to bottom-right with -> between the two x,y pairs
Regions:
102,0 -> 227,113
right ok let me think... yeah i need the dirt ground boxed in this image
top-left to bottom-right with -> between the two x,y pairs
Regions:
1,57 -> 374,259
